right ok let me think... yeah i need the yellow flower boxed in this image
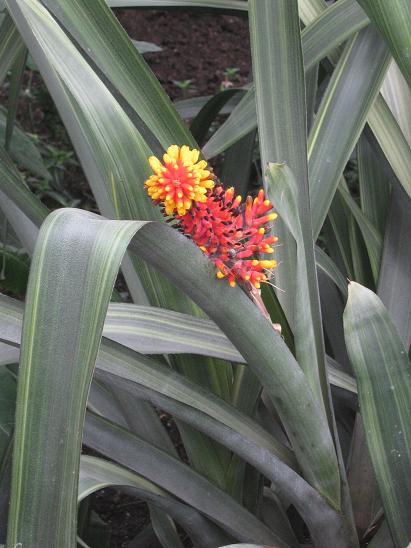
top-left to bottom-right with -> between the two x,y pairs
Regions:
144,145 -> 215,216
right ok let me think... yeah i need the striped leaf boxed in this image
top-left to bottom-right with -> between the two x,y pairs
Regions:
203,0 -> 370,159
6,208 -> 342,547
79,456 -> 229,548
308,26 -> 390,239
343,283 -> 411,547
357,0 -> 411,88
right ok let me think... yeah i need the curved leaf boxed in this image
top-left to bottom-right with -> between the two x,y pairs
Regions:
0,292 -> 356,394
343,282 -> 411,547
79,456 -> 228,548
266,164 -> 330,418
84,413 -> 282,546
203,0 -> 371,159
356,0 -> 411,88
6,0 -> 235,483
6,208 -> 341,548
107,0 -> 247,10
308,26 -> 390,238
0,12 -> 25,86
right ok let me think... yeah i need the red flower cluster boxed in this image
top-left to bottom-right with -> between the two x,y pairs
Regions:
145,146 -> 278,288
176,185 -> 278,288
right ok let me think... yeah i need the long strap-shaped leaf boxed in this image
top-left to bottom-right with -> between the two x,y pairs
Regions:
357,132 -> 391,236
301,0 -> 411,204
0,292 -> 356,394
6,0 -> 235,485
79,456 -> 229,548
7,208 -> 342,546
83,412 -> 280,546
93,362 -> 355,547
343,283 -> 411,547
356,0 -> 411,88
308,25 -> 390,238
0,328 -> 355,546
0,12 -> 25,86
366,94 -> 411,200
249,1 -> 332,427
0,298 -> 298,472
202,0 -> 370,159
377,186 -> 411,351
266,164 -> 331,417
128,219 -> 342,507
378,60 -> 411,351
42,0 -> 196,152
336,185 -> 382,285
6,211 -> 146,547
107,0 -> 248,9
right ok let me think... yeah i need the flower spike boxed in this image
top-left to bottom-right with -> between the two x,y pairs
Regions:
145,146 -> 278,289
176,185 -> 278,289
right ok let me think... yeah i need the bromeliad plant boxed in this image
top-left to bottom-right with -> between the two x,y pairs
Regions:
0,1 -> 410,548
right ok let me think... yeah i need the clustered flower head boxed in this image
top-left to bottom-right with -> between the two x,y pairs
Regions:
145,145 -> 215,216
145,145 -> 278,289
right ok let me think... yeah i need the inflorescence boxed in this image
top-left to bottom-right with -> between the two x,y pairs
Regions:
145,145 -> 278,288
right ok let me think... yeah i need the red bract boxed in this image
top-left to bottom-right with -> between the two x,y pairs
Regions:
176,185 -> 278,288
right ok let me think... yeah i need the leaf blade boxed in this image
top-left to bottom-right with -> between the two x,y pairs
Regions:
343,282 -> 411,547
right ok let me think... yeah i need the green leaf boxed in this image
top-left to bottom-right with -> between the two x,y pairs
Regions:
326,191 -> 354,279
315,246 -> 348,299
203,89 -> 256,159
131,39 -> 162,54
356,0 -> 411,88
0,343 -> 18,366
308,26 -> 390,239
42,0 -> 197,151
0,12 -> 25,86
106,0 -> 248,10
347,415 -> 380,539
0,291 -> 356,395
190,88 -> 242,146
104,303 -> 245,362
6,208 -> 341,541
130,224 -> 342,510
79,456 -> 225,548
1,291 -> 357,546
96,340 -> 296,469
343,282 -> 411,547
0,109 -> 50,179
5,47 -> 27,153
381,60 -> 411,146
175,93 -> 240,121
318,272 -> 351,371
7,0 -> 233,482
220,129 -> 256,198
302,0 -> 368,70
249,3 -> 332,431
377,186 -> 411,349
84,412 -> 282,546
266,164 -> 330,418
0,245 -> 29,294
337,184 -> 382,285
0,368 -> 16,468
6,210 -> 144,547
348,214 -> 374,288
367,94 -> 411,200
203,0 -> 371,159
0,147 -> 48,228
357,132 -> 391,235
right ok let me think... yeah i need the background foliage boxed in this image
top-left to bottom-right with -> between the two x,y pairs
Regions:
0,1 -> 410,547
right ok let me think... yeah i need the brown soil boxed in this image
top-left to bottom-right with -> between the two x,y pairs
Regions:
115,9 -> 251,99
